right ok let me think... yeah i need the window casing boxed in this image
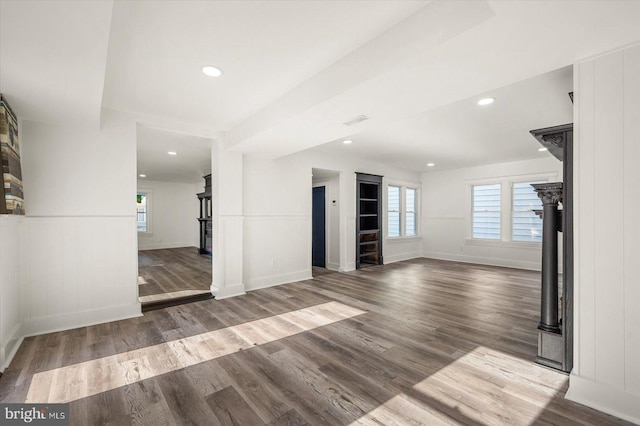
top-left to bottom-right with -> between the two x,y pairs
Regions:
137,191 -> 152,233
468,173 -> 556,244
512,182 -> 543,242
387,186 -> 401,237
405,188 -> 417,236
387,184 -> 419,238
472,184 -> 501,239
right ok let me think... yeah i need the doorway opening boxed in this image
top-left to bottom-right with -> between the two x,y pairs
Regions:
136,124 -> 213,311
312,168 -> 341,276
312,186 -> 326,268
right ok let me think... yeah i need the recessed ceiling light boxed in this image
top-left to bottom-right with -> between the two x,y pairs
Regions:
139,174 -> 146,178
477,97 -> 495,106
538,147 -> 548,152
168,151 -> 178,155
342,140 -> 353,144
427,163 -> 435,167
202,65 -> 223,77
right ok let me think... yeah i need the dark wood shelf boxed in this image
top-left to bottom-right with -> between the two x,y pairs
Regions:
197,174 -> 212,256
359,241 -> 378,246
356,173 -> 383,269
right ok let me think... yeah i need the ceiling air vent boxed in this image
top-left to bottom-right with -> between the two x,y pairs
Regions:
342,115 -> 369,126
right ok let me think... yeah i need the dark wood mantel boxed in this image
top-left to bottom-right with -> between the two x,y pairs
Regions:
530,123 -> 573,161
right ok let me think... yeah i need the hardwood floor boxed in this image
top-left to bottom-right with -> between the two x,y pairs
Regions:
0,258 -> 631,425
138,247 -> 211,305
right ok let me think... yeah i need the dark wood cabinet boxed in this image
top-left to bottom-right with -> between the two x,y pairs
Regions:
197,174 -> 212,255
356,173 -> 383,268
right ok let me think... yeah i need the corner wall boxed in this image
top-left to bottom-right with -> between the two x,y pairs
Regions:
241,149 -> 423,290
566,43 -> 640,424
421,157 -> 562,270
137,179 -> 200,250
243,154 -> 312,291
18,109 -> 141,338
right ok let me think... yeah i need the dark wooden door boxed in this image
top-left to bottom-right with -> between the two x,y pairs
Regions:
312,186 -> 326,268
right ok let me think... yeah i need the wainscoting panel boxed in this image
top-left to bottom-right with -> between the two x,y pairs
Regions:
423,217 -> 543,271
0,216 -> 23,371
243,216 -> 312,291
567,43 -> 640,425
20,216 -> 141,336
384,237 -> 422,264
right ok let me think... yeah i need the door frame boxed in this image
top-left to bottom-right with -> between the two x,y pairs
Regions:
312,184 -> 327,268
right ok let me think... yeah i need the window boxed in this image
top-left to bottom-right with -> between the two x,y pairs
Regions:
512,182 -> 543,242
472,184 -> 501,239
387,185 -> 419,238
387,185 -> 401,237
405,188 -> 417,236
137,192 -> 150,233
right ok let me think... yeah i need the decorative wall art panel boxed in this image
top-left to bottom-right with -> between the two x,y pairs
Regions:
0,95 -> 24,215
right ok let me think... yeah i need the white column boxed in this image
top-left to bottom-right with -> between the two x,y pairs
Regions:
210,138 -> 245,299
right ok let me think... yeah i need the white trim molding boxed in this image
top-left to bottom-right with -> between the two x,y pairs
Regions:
566,375 -> 640,425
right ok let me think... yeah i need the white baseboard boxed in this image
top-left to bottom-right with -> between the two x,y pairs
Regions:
1,322 -> 24,372
245,270 -> 312,292
566,375 -> 640,425
326,262 -> 340,272
138,243 -> 197,251
22,302 -> 142,338
211,283 -> 246,300
421,251 -> 541,271
384,251 -> 422,264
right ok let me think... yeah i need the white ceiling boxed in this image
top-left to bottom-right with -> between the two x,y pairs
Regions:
137,125 -> 211,184
0,0 -> 112,125
3,1 -> 640,176
102,0 -> 426,132
307,66 -> 573,172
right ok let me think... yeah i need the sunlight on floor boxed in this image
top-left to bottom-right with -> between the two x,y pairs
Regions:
26,301 -> 366,404
351,346 -> 568,425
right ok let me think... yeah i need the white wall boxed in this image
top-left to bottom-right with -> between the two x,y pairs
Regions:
137,179 -> 200,250
566,43 -> 640,424
303,150 -> 423,270
240,149 -> 423,292
243,154 -> 312,291
0,216 -> 23,370
18,109 -> 140,338
422,157 -> 563,270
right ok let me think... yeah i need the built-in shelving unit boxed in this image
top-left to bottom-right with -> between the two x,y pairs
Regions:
197,174 -> 212,255
356,173 -> 383,269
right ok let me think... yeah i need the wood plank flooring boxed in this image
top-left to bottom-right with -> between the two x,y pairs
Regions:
138,248 -> 211,305
0,258 -> 632,425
